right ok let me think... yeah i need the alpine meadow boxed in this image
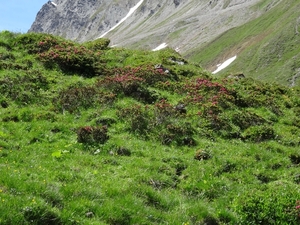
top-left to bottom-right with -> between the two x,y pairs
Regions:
0,29 -> 299,224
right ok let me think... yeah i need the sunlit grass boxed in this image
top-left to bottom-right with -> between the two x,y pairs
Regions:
0,30 -> 299,224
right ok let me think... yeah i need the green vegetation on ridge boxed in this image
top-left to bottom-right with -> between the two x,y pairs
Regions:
0,31 -> 300,224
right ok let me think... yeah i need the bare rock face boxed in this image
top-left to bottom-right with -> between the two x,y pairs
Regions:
29,0 -> 275,53
29,0 -> 141,41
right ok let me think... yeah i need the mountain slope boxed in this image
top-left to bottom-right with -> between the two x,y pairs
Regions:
188,0 -> 300,86
30,0 -> 270,51
29,0 -> 300,86
29,0 -> 142,40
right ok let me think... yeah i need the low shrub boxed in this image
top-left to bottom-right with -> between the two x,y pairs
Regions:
117,104 -> 152,135
14,33 -> 60,54
154,99 -> 178,124
83,38 -> 110,51
99,68 -> 145,95
242,125 -> 276,142
18,34 -> 106,77
160,122 -> 195,146
77,126 -> 109,144
183,78 -> 231,106
55,85 -> 97,113
0,73 -> 49,105
233,180 -> 300,224
99,65 -> 169,96
231,110 -> 267,130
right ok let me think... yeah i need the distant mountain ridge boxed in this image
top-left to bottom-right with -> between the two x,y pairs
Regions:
29,0 -> 300,86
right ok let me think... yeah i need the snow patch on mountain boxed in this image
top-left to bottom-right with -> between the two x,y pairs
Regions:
98,0 -> 144,38
152,43 -> 168,51
212,55 -> 237,74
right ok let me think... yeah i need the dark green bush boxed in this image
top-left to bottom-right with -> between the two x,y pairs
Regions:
77,126 -> 109,144
55,85 -> 98,113
84,38 -> 110,51
231,110 -> 267,130
14,33 -> 60,54
242,125 -> 276,142
160,122 -> 195,146
290,154 -> 300,165
116,147 -> 131,156
117,104 -> 152,135
0,73 -> 49,105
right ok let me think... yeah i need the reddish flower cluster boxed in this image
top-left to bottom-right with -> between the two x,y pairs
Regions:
101,69 -> 145,94
183,78 -> 230,106
154,99 -> 176,119
82,126 -> 93,133
38,44 -> 96,63
36,36 -> 59,52
99,65 -> 169,95
154,99 -> 173,112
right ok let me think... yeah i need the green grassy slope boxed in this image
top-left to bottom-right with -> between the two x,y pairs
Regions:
187,0 -> 300,87
0,31 -> 300,224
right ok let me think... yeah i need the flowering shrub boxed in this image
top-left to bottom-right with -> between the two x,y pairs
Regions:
154,99 -> 177,124
181,78 -> 235,132
37,37 -> 103,77
98,66 -> 164,102
183,78 -> 230,105
156,80 -> 180,92
14,33 -> 60,54
77,126 -> 93,144
102,65 -> 167,86
36,36 -> 60,53
100,69 -> 145,95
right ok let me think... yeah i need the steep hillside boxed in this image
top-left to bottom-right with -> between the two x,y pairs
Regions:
1,31 -> 300,225
189,0 -> 300,87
